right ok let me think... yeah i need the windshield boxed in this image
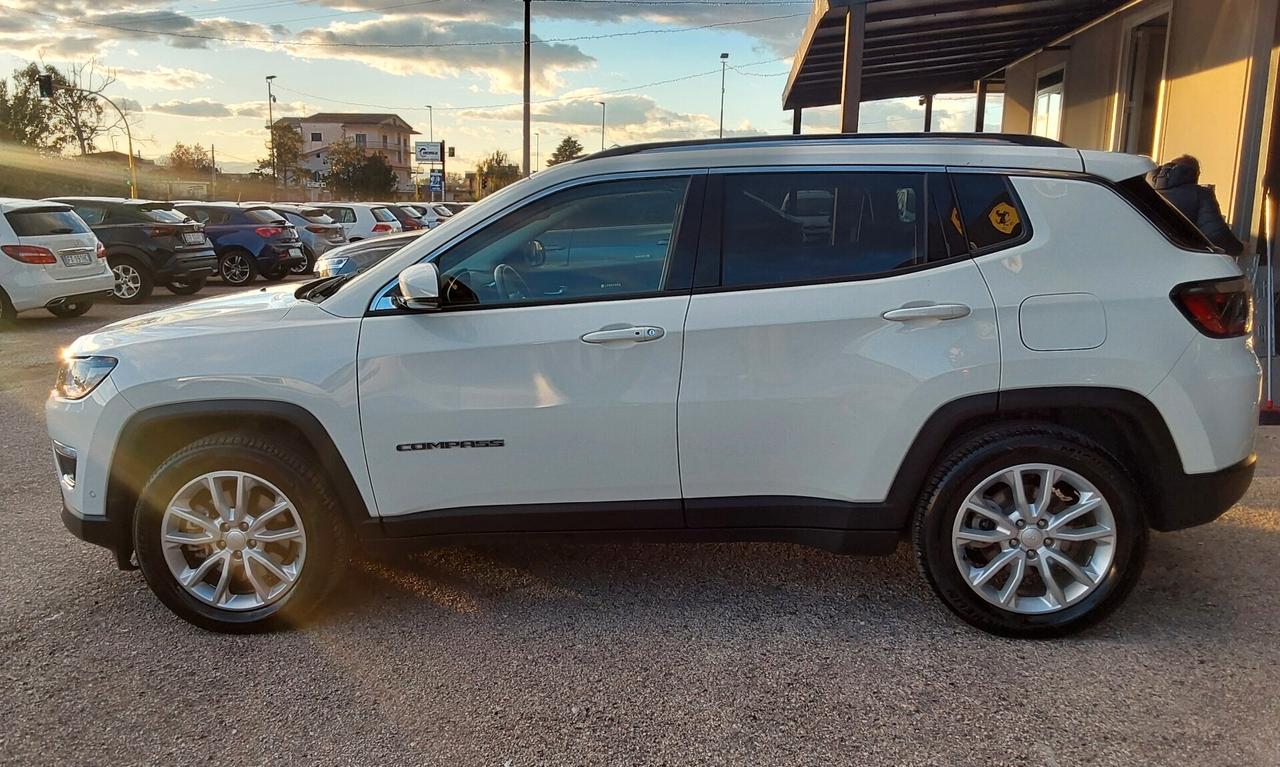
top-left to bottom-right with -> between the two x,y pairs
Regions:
372,207 -> 397,223
245,208 -> 288,224
143,208 -> 189,223
432,205 -> 453,217
5,208 -> 90,235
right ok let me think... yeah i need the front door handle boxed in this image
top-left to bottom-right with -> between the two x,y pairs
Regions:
581,325 -> 665,344
882,303 -> 972,322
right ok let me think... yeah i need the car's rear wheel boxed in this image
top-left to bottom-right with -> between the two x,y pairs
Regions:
133,432 -> 349,633
219,250 -> 257,286
109,255 -> 153,303
47,301 -> 93,318
166,276 -> 207,295
913,424 -> 1147,638
261,268 -> 288,282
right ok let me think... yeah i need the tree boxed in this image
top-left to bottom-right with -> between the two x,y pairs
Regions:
546,135 -> 584,166
256,122 -> 305,187
39,60 -> 128,156
166,142 -> 213,178
324,136 -> 397,199
475,149 -> 521,198
0,65 -> 73,154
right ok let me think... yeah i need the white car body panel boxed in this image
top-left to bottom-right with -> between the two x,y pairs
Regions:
678,260 -> 1000,503
357,295 -> 691,516
0,198 -> 113,313
324,204 -> 402,241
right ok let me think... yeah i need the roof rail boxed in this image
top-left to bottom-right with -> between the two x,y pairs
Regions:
583,132 -> 1068,162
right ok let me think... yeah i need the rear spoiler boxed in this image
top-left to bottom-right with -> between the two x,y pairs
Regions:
1078,150 -> 1156,183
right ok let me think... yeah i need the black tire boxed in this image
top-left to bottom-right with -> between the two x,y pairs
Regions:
291,246 -> 316,275
47,300 -> 93,318
261,268 -> 288,282
108,254 -> 154,303
166,276 -> 207,296
219,249 -> 258,286
133,431 -> 350,633
0,288 -> 16,328
913,424 -> 1147,638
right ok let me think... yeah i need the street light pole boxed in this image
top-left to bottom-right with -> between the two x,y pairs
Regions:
535,131 -> 540,171
265,75 -> 277,197
719,53 -> 729,139
98,93 -> 137,199
427,104 -> 434,202
522,0 -> 531,177
596,101 -> 606,151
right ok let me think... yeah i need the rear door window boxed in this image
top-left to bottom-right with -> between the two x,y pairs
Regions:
718,171 -> 966,288
5,208 -> 91,236
951,174 -> 1029,252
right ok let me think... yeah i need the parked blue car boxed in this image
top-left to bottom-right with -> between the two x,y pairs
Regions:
174,203 -> 305,286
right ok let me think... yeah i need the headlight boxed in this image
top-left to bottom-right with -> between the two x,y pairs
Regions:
316,257 -> 347,276
55,355 -> 117,400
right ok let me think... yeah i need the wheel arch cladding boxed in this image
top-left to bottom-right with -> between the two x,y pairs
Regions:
108,400 -> 372,561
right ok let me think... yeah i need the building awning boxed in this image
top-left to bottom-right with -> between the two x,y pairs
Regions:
783,0 -> 1128,110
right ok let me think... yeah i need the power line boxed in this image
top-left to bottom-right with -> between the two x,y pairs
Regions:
272,56 -> 788,113
1,5 -> 806,48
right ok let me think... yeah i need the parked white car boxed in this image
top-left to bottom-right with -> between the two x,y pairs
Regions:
48,135 -> 1260,636
398,203 -> 453,229
0,198 -> 114,323
321,203 -> 402,241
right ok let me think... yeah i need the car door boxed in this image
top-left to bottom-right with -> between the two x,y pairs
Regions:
357,172 -> 705,530
677,169 -> 1000,527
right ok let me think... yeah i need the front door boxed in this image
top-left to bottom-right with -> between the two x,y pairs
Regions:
357,173 -> 703,530
677,169 -> 1002,526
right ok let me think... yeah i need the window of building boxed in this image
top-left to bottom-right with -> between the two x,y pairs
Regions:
951,174 -> 1028,252
434,176 -> 692,307
718,172 -> 965,288
354,134 -> 366,147
1031,68 -> 1065,141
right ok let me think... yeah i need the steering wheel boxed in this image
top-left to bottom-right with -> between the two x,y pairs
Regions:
493,263 -> 532,301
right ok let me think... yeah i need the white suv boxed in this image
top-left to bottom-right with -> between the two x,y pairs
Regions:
46,135 -> 1261,636
0,198 -> 114,323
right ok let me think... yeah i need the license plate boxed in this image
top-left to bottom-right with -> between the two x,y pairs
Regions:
61,252 -> 93,266
182,232 -> 204,245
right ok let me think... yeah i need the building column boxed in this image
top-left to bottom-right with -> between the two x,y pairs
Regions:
922,94 -> 934,132
974,79 -> 989,132
792,107 -> 802,135
839,2 -> 867,133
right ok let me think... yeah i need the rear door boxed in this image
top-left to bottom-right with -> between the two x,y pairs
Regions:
6,205 -> 101,280
677,169 -> 1000,526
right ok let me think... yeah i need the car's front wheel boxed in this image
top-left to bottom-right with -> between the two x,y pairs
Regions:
913,424 -> 1147,638
133,432 -> 349,632
109,255 -> 153,303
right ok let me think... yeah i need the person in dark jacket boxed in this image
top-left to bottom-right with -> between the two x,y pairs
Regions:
1147,155 -> 1245,256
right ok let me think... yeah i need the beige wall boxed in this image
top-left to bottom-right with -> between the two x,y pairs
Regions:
1002,0 -> 1276,237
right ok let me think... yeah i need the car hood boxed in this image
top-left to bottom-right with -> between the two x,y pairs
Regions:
67,284 -> 302,355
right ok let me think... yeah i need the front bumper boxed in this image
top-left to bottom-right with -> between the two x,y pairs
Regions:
61,503 -> 133,568
1154,453 -> 1257,532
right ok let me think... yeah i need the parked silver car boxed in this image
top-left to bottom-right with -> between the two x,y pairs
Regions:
261,205 -> 348,275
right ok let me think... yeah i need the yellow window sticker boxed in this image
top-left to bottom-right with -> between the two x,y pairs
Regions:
988,202 -> 1020,235
950,207 -> 963,234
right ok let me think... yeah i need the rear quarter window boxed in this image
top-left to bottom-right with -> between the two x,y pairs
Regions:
1115,175 -> 1215,252
5,208 -> 91,236
952,174 -> 1029,252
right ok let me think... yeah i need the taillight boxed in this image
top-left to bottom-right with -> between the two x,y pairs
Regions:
371,223 -> 392,233
146,226 -> 178,237
1171,277 -> 1253,338
305,225 -> 331,234
1,244 -> 56,264
95,241 -> 106,259
401,219 -> 423,230
254,226 -> 284,238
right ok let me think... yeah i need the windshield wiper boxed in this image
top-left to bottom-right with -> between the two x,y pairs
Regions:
299,273 -> 355,302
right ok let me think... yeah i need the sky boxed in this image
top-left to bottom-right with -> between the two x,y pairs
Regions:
0,0 -> 1003,174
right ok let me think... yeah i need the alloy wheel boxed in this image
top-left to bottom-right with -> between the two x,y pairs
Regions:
222,254 -> 251,284
112,263 -> 142,300
160,471 -> 307,611
952,463 -> 1117,614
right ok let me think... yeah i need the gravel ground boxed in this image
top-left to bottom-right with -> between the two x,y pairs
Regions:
2,282 -> 1279,766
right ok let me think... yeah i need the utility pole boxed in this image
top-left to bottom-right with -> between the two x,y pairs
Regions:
596,101 -> 606,151
210,144 -> 216,199
719,53 -> 729,139
535,131 -> 540,171
265,75 -> 277,199
522,0 -> 531,177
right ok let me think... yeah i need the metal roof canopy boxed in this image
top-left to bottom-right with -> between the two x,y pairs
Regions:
783,0 -> 1129,127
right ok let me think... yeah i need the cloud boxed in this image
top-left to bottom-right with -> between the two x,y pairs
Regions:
113,65 -> 214,91
461,92 -> 737,145
284,18 -> 593,94
146,98 -> 307,118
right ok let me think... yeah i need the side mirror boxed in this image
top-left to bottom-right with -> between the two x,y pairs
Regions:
394,262 -> 442,312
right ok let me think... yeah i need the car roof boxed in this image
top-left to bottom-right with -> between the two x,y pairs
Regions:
0,198 -> 74,213
325,202 -> 390,209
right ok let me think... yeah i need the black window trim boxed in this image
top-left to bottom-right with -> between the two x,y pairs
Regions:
690,165 -> 987,295
364,169 -> 708,317
946,168 -> 1036,258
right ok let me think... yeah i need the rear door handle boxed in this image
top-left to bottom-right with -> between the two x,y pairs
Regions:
581,326 -> 665,344
881,303 -> 972,322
